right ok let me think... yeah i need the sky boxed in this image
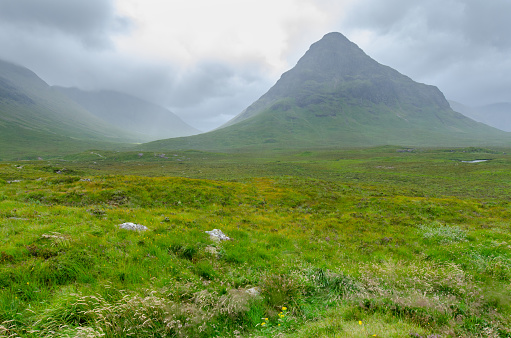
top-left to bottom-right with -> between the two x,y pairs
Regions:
0,0 -> 510,131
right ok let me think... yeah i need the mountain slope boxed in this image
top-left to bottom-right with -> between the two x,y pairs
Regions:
54,87 -> 200,141
142,32 -> 509,151
450,100 -> 511,132
0,59 -> 137,159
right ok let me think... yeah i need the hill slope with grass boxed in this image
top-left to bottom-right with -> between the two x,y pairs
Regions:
54,87 -> 201,141
0,59 -> 137,159
142,32 -> 509,151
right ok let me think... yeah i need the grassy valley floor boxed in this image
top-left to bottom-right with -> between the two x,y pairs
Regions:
0,146 -> 510,337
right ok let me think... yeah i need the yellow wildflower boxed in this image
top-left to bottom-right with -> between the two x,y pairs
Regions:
359,321 -> 362,325
282,306 -> 287,311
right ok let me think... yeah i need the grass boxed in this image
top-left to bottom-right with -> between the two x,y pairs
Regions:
0,146 -> 510,337
141,97 -> 511,152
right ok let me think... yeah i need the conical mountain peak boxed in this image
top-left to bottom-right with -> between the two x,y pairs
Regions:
144,32 -> 509,150
224,31 -> 453,127
304,32 -> 357,54
293,32 -> 377,77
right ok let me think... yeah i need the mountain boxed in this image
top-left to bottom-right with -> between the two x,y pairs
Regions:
450,100 -> 511,132
142,32 -> 509,151
0,59 -> 137,159
54,87 -> 200,141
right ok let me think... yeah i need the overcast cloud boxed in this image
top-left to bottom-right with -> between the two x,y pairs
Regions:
0,0 -> 509,131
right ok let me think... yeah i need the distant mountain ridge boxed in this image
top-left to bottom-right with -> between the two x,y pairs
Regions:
0,59 -> 137,159
0,58 -> 202,159
54,87 -> 200,141
143,32 -> 509,151
449,100 -> 511,132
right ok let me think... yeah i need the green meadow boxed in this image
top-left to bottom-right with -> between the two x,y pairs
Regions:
0,146 -> 510,337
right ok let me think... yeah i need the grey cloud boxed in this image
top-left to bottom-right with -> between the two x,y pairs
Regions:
168,78 -> 270,131
339,0 -> 511,106
0,25 -> 131,87
161,60 -> 270,109
461,1 -> 511,50
344,0 -> 511,50
1,1 -> 509,131
167,63 -> 237,107
0,0 -> 131,48
96,60 -> 272,131
0,15 -> 272,132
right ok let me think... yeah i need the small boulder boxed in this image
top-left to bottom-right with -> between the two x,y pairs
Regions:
205,229 -> 231,242
117,222 -> 148,231
245,287 -> 261,297
7,180 -> 21,184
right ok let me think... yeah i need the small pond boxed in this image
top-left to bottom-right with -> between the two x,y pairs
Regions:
460,159 -> 490,163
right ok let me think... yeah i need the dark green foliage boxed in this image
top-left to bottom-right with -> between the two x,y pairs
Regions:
194,261 -> 217,280
358,298 -> 449,327
170,243 -> 198,261
25,244 -> 58,259
261,274 -> 304,307
308,268 -> 359,296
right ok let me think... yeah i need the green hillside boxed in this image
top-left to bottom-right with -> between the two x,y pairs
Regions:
141,32 -> 510,151
54,87 -> 201,141
0,60 -> 136,159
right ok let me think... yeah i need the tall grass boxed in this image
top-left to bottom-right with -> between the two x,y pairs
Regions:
0,147 -> 510,336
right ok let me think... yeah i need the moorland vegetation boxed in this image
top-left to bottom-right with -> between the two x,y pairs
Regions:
0,146 -> 510,337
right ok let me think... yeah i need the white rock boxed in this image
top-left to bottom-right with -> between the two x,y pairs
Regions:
117,222 -> 148,231
205,229 -> 231,241
245,287 -> 261,297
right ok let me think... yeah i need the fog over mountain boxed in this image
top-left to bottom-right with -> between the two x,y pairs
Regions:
54,87 -> 200,141
450,100 -> 511,132
0,1 -> 510,131
0,59 -> 136,159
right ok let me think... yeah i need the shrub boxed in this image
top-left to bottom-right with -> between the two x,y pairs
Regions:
307,268 -> 359,297
170,244 -> 198,261
260,273 -> 304,308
